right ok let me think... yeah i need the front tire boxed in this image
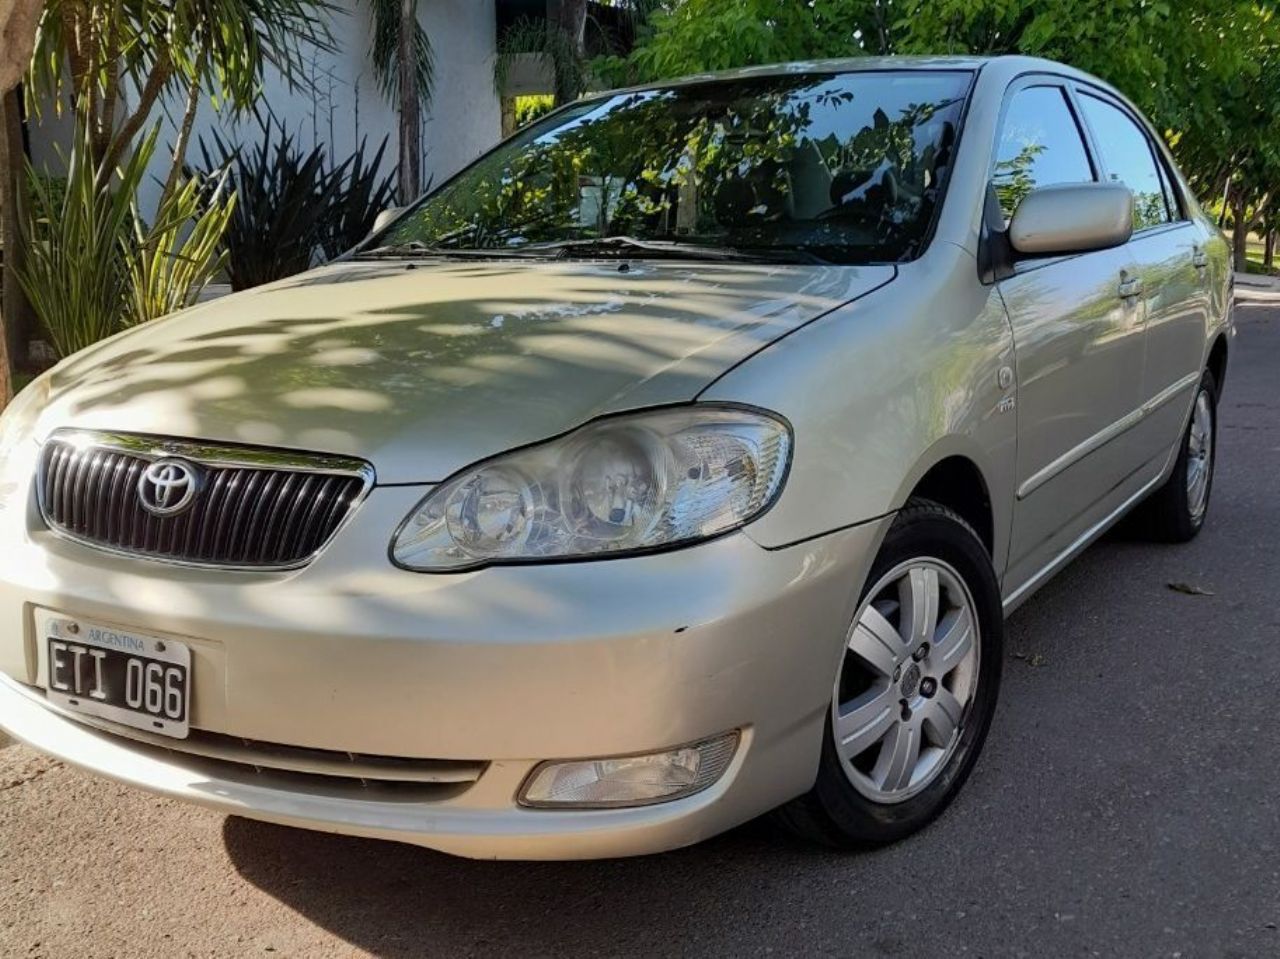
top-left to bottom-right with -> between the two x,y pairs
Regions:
778,500 -> 1003,848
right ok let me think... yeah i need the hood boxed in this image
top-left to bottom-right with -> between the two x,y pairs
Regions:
42,258 -> 893,483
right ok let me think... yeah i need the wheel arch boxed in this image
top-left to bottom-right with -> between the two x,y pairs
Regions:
889,436 -> 1007,571
1207,333 -> 1228,396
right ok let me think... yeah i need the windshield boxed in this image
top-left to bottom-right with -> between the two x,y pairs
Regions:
372,70 -> 972,264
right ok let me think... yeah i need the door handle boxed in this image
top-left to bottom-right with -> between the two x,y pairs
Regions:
1192,247 -> 1209,270
1118,275 -> 1144,301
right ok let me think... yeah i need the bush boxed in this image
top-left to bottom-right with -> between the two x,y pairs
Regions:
20,125 -> 233,358
514,95 -> 556,130
319,137 -> 398,261
199,119 -> 397,290
127,170 -> 236,326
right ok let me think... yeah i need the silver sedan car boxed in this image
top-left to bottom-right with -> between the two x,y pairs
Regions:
0,55 -> 1231,859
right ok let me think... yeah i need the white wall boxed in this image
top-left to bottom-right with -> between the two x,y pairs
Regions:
28,0 -> 503,216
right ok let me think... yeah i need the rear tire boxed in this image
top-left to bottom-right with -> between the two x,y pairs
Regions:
1131,369 -> 1218,543
777,499 -> 1003,848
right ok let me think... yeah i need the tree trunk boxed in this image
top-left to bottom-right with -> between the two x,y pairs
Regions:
160,42 -> 208,205
555,0 -> 588,56
0,0 -> 42,95
1232,191 -> 1249,272
1,85 -> 30,372
396,0 -> 421,205
98,55 -> 172,176
553,0 -> 588,104
1266,230 -> 1276,271
0,91 -> 15,406
0,0 -> 43,407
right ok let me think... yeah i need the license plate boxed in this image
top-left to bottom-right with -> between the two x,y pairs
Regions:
41,615 -> 191,739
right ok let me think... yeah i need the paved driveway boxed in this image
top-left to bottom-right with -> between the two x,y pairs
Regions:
3,303 -> 1278,958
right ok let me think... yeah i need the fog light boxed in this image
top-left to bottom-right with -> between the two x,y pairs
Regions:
518,732 -> 740,809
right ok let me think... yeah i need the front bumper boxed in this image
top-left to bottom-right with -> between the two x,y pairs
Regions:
0,481 -> 887,859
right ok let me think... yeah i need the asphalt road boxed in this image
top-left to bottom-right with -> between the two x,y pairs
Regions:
3,303 -> 1279,959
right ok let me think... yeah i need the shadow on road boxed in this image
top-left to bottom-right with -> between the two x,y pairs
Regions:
222,814 -> 898,957
217,529 -> 1147,957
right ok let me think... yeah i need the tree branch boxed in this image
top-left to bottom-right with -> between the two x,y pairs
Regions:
160,41 -> 208,204
100,55 -> 171,175
97,0 -> 125,155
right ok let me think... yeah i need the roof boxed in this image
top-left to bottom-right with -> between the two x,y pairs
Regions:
613,54 -> 1110,96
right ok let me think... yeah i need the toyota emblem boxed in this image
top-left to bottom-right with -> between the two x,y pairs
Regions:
137,459 -> 202,517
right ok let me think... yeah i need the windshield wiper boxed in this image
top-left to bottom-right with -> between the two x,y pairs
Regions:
520,236 -> 828,264
353,236 -> 830,265
351,241 -> 538,261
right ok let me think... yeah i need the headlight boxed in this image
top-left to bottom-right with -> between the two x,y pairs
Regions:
391,405 -> 791,571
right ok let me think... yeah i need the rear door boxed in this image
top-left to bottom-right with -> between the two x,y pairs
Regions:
992,80 -> 1147,594
1075,89 -> 1211,465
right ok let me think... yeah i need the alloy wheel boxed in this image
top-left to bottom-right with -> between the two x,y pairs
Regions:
832,558 -> 981,804
1185,388 -> 1214,523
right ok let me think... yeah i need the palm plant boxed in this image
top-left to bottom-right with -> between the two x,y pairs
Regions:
7,0 -> 336,379
19,123 -> 234,358
26,0 -> 337,192
368,0 -> 433,204
319,137 -> 399,259
198,122 -> 343,290
197,119 -> 395,289
496,16 -> 589,108
495,1 -> 667,108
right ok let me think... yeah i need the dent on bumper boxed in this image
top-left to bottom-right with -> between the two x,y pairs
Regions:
0,484 -> 889,858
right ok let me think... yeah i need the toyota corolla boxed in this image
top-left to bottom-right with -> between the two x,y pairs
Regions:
0,55 -> 1231,859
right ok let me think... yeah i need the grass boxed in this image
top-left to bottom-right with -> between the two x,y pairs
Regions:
1233,232 -> 1279,276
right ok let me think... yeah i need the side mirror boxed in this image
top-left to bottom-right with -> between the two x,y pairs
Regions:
1007,183 -> 1133,257
371,207 -> 404,235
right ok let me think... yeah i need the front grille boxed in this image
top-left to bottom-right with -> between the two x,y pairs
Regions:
36,431 -> 372,569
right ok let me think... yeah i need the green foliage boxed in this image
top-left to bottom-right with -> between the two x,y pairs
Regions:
126,171 -> 236,326
618,0 -> 1280,224
368,0 -> 434,106
19,123 -> 233,358
496,16 -> 589,105
19,125 -> 148,357
514,95 -> 557,130
199,121 -> 398,289
198,122 -> 341,290
319,137 -> 399,260
625,0 -> 903,79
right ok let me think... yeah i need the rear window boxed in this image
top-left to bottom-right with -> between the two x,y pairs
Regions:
1078,93 -> 1173,231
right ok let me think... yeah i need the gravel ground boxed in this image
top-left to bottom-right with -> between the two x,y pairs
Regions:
2,304 -> 1279,958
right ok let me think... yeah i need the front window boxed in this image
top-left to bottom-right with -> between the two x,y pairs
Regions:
371,71 -> 972,264
992,85 -> 1095,224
